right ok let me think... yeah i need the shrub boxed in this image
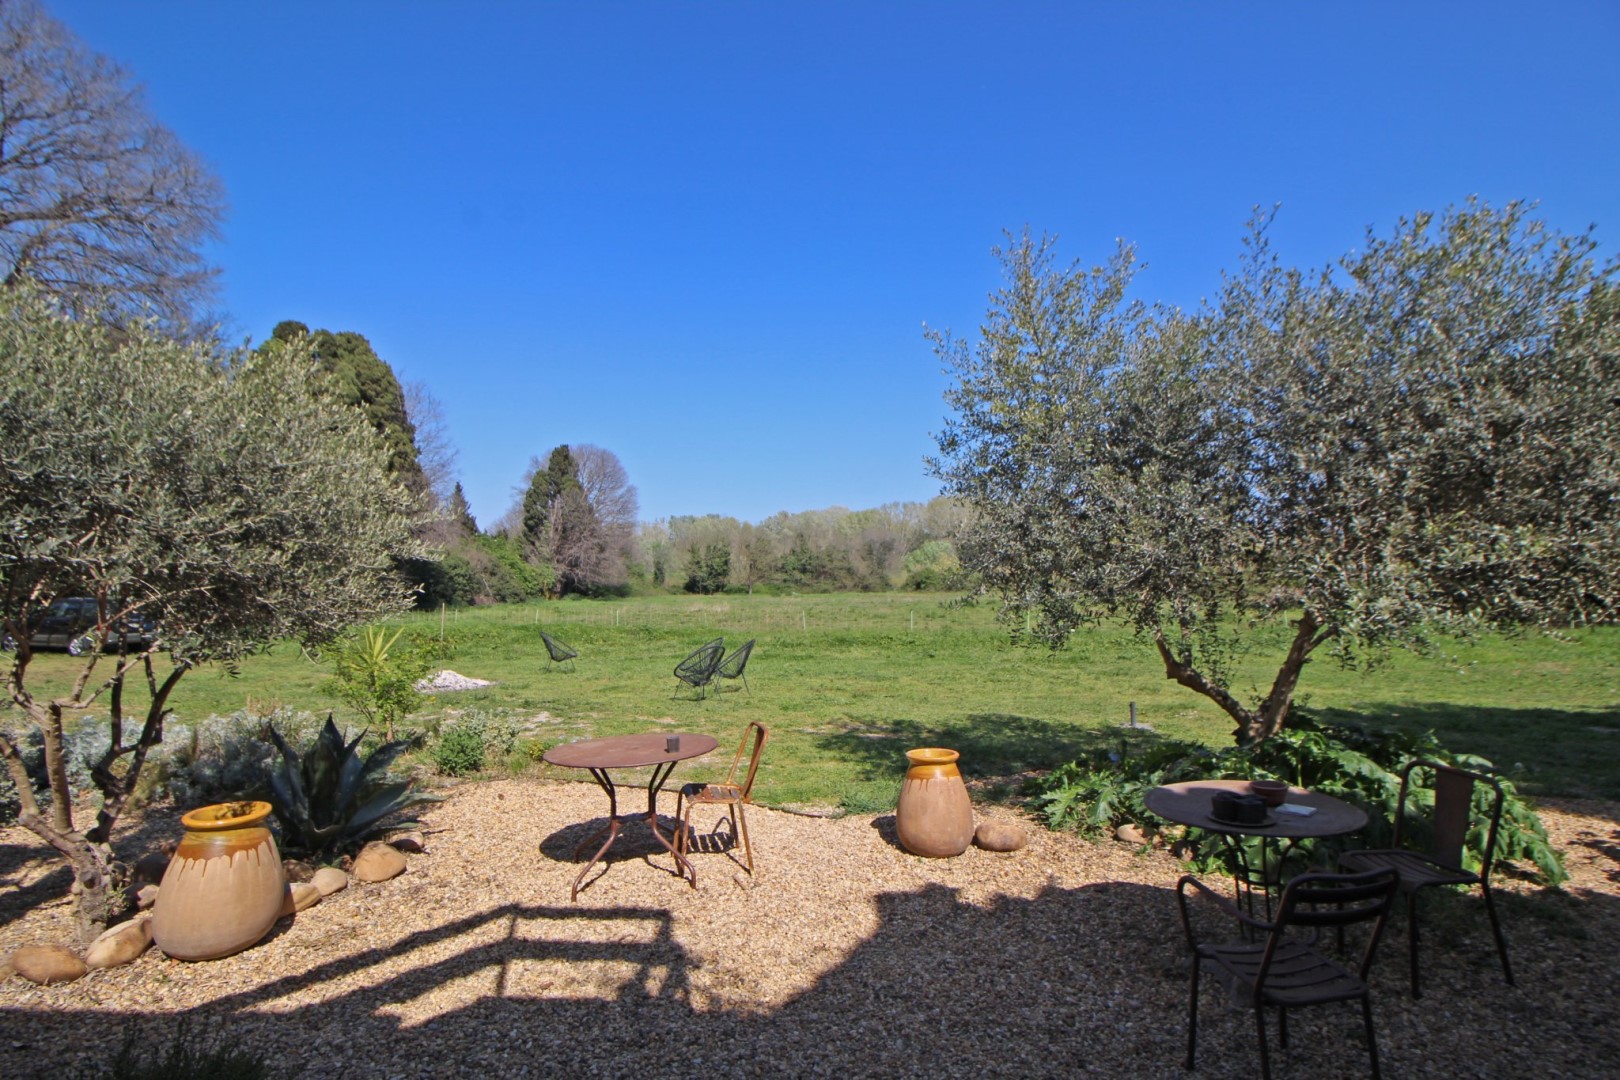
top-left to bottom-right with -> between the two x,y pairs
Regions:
432,724 -> 486,776
432,711 -> 525,776
1033,713 -> 1566,885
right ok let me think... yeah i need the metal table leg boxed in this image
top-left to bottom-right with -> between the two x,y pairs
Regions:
568,762 -> 699,901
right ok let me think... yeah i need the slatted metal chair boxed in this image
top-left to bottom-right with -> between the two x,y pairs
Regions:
673,637 -> 725,699
1179,867 -> 1400,1080
539,631 -> 578,671
716,638 -> 755,694
676,721 -> 768,873
1338,758 -> 1514,997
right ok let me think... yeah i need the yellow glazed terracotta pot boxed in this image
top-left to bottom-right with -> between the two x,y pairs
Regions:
896,747 -> 975,857
151,800 -> 287,961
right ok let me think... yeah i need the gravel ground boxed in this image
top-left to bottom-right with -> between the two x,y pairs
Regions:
2,779 -> 1617,1079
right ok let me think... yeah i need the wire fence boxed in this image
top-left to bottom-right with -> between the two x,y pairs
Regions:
393,593 -> 986,636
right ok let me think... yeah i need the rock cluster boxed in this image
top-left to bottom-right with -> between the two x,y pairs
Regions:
415,669 -> 495,692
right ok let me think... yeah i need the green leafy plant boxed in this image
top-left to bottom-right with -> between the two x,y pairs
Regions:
266,714 -> 438,858
324,625 -> 440,740
432,724 -> 486,776
1033,714 -> 1567,885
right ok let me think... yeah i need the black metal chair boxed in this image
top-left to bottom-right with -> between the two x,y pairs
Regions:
716,638 -> 755,694
673,638 -> 725,699
539,631 -> 578,671
1338,758 -> 1514,997
1179,867 -> 1400,1080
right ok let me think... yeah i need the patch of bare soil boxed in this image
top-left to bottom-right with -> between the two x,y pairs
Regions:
2,782 -> 1617,1079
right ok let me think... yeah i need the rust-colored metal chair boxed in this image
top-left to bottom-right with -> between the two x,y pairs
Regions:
676,721 -> 768,873
1179,867 -> 1400,1080
1338,758 -> 1514,997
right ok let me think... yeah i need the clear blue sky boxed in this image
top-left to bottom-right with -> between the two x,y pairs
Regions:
48,2 -> 1620,528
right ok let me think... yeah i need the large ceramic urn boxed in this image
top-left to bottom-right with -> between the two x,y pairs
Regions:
895,747 -> 975,857
151,800 -> 287,961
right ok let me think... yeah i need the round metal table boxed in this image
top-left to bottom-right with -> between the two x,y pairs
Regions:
1146,779 -> 1369,918
544,732 -> 719,900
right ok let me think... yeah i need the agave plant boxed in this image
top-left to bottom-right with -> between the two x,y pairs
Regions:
266,714 -> 439,858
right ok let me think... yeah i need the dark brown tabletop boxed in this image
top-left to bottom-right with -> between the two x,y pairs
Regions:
544,732 -> 718,770
1145,779 -> 1368,839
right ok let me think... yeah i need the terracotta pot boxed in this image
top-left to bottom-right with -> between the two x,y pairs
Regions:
151,800 -> 287,961
896,747 -> 975,857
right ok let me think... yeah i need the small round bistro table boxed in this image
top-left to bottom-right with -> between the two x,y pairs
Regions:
1146,779 -> 1369,918
544,732 -> 719,901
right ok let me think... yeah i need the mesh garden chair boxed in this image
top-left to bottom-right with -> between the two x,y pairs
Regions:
539,631 -> 578,671
1179,867 -> 1400,1080
673,637 -> 725,699
676,721 -> 768,873
716,638 -> 755,694
1338,758 -> 1514,997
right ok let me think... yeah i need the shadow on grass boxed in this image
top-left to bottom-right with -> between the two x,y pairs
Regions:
815,712 -> 1179,785
1310,703 -> 1620,800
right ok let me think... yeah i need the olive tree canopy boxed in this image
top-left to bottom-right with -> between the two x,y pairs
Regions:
0,286 -> 423,940
0,0 -> 225,328
930,201 -> 1620,744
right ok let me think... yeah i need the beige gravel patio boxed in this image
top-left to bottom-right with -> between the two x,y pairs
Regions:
2,778 -> 1618,1078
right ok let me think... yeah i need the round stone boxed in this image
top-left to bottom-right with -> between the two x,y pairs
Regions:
974,820 -> 1028,852
12,945 -> 87,984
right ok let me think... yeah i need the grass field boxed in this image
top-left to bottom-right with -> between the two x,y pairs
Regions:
10,593 -> 1619,807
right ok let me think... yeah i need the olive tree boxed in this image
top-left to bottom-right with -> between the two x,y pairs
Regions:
930,201 -> 1620,744
0,287 -> 423,941
0,0 -> 225,328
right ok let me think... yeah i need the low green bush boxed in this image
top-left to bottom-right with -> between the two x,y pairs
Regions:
430,710 -> 525,776
1033,712 -> 1566,885
432,724 -> 486,776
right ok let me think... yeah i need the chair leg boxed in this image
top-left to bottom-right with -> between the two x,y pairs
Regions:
1184,953 -> 1201,1071
1254,1005 -> 1272,1080
1278,1005 -> 1288,1048
735,803 -> 753,873
1362,994 -> 1382,1080
1480,883 -> 1514,986
1407,891 -> 1422,999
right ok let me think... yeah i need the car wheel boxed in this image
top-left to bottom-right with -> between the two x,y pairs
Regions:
0,634 -> 14,653
68,634 -> 97,656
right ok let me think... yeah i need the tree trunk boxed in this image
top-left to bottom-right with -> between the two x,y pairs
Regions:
17,810 -> 126,945
1153,610 -> 1334,745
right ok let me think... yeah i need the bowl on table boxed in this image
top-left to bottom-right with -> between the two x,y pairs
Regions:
1247,779 -> 1289,806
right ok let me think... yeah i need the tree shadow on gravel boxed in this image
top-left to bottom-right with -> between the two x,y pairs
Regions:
8,876 -> 1616,1079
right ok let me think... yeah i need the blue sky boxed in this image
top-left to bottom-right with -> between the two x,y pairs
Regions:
48,2 -> 1620,528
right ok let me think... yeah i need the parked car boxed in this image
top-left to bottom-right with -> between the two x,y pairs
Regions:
1,597 -> 158,655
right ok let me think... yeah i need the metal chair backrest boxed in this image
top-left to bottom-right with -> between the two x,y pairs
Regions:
1393,758 -> 1505,875
1261,868 -> 1399,984
718,639 -> 755,680
725,721 -> 769,800
540,631 -> 578,664
676,638 -> 725,682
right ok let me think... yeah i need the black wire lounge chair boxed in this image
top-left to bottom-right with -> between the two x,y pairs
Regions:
539,631 -> 578,671
673,638 -> 725,700
716,638 -> 755,694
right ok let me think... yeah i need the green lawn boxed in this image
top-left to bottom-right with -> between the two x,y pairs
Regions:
11,593 -> 1619,806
